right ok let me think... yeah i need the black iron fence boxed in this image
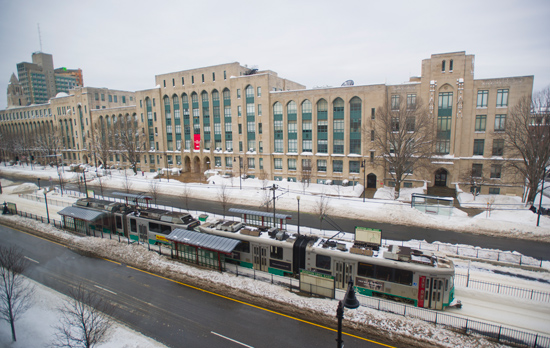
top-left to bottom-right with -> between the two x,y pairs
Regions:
455,273 -> 550,302
336,289 -> 550,348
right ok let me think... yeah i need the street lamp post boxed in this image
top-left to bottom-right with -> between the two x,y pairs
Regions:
361,159 -> 366,202
297,195 -> 301,235
82,170 -> 89,198
336,277 -> 360,348
43,188 -> 50,224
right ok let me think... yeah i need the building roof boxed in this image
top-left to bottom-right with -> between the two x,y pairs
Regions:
57,206 -> 107,221
167,228 -> 240,254
229,208 -> 292,220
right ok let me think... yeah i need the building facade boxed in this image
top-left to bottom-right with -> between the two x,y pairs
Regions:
0,52 -> 534,197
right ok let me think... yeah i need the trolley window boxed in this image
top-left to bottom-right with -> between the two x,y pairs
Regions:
161,224 -> 172,235
130,218 -> 137,233
116,216 -> 123,229
375,265 -> 393,282
234,240 -> 250,253
394,269 -> 413,286
316,255 -> 331,270
149,222 -> 161,233
270,246 -> 283,260
357,262 -> 375,278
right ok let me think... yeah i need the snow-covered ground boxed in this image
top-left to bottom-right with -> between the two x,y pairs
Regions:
1,164 -> 550,347
0,278 -> 168,348
1,163 -> 548,240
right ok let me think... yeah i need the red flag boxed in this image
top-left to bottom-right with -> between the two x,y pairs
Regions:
194,134 -> 201,150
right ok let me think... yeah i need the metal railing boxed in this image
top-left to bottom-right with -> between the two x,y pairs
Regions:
455,273 -> 550,302
335,289 -> 550,348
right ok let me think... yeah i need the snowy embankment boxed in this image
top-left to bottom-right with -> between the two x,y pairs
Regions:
0,213 -> 510,348
1,164 -> 549,242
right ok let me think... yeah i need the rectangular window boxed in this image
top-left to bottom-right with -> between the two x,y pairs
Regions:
317,159 -> 327,172
237,89 -> 241,99
108,94 -> 112,102
494,114 -> 506,131
473,139 -> 485,156
333,160 -> 343,173
492,139 -> 504,156
371,108 -> 375,120
472,163 -> 483,177
475,115 -> 487,132
248,158 -> 255,169
391,95 -> 400,110
288,158 -> 296,170
258,104 -> 262,116
407,94 -> 416,109
257,86 -> 261,97
238,106 -> 242,117
489,188 -> 500,195
490,164 -> 502,179
496,89 -> 509,107
274,158 -> 282,170
371,130 -> 374,142
477,90 -> 488,107
212,72 -> 215,81
349,161 -> 359,174
101,94 -> 105,101
316,254 -> 331,270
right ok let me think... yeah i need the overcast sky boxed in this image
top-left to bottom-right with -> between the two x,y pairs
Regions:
0,0 -> 549,109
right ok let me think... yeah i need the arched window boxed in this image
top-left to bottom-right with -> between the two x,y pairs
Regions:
333,98 -> 344,118
201,91 -> 209,103
302,100 -> 312,115
245,85 -> 254,101
212,89 -> 219,102
287,101 -> 297,115
349,97 -> 362,154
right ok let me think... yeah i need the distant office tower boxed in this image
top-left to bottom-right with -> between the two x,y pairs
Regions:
9,52 -> 83,106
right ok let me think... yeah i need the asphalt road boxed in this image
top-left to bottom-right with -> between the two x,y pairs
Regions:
2,224 -> 396,348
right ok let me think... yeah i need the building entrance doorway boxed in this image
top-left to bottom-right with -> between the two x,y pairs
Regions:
367,173 -> 377,188
434,169 -> 448,187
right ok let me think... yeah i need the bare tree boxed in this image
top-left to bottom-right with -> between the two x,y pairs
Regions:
300,160 -> 312,193
51,284 -> 114,348
121,170 -> 133,193
95,174 -> 106,197
90,120 -> 112,172
148,179 -> 161,205
180,184 -> 191,211
460,167 -> 486,200
502,88 -> 550,203
116,114 -> 144,175
0,245 -> 34,342
372,94 -> 435,199
217,183 -> 233,218
314,193 -> 331,231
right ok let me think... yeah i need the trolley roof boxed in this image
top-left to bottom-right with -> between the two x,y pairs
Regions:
167,228 -> 241,254
58,206 -> 107,221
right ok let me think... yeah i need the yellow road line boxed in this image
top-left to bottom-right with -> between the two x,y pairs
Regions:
125,265 -> 396,347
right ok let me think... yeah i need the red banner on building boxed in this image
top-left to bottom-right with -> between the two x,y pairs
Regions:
194,134 -> 200,150
418,276 -> 426,308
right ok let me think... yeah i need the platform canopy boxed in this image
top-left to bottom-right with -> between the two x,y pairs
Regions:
58,206 -> 106,221
228,208 -> 291,220
167,228 -> 240,254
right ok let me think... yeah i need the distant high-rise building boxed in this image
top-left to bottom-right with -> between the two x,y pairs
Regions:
8,52 -> 83,106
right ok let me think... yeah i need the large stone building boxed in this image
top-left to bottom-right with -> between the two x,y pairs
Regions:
0,51 -> 534,197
